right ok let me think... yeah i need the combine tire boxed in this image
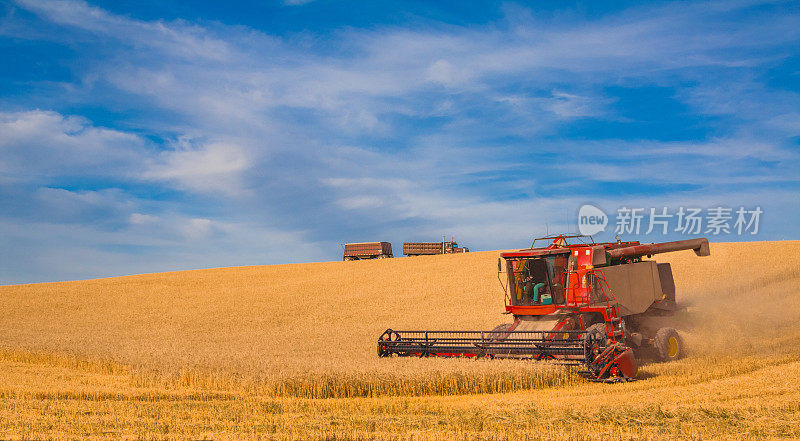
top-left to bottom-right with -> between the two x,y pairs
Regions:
583,323 -> 608,360
584,323 -> 607,345
654,327 -> 682,362
582,323 -> 609,379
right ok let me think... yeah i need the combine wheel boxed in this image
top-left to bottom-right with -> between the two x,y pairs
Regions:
654,327 -> 682,362
583,323 -> 638,381
582,323 -> 607,362
585,323 -> 607,344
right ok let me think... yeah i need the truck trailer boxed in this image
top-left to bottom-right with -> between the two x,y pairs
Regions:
343,242 -> 393,260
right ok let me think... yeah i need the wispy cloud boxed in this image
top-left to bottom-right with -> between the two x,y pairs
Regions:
143,138 -> 251,196
12,0 -> 238,61
0,110 -> 150,181
1,0 -> 798,282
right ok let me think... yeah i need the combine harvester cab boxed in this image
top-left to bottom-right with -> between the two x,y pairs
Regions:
378,235 -> 710,382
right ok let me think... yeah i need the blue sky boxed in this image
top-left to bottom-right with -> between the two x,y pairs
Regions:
1,0 -> 799,283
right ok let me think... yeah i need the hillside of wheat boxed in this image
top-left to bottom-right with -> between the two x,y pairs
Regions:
0,240 -> 799,440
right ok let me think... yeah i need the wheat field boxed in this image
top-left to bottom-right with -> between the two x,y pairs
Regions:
0,241 -> 799,440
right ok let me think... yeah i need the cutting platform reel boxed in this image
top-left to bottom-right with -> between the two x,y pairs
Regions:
377,328 -> 637,381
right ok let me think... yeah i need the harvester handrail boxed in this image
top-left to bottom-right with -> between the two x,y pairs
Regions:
586,269 -> 623,343
531,234 -> 595,248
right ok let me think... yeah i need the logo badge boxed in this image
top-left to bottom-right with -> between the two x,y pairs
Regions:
578,204 -> 608,236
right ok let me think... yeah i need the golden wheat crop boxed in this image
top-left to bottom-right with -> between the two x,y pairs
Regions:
0,241 -> 799,440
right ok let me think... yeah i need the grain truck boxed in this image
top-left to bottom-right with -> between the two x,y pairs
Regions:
343,242 -> 393,260
403,238 -> 469,256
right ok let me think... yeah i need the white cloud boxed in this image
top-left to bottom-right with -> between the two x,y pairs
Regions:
2,0 -> 799,282
0,213 -> 327,283
144,140 -> 251,196
13,0 -> 795,143
129,213 -> 158,225
547,91 -> 600,118
426,59 -> 472,87
337,196 -> 386,210
0,110 -> 257,198
13,0 -> 237,62
181,218 -> 215,238
0,110 -> 149,181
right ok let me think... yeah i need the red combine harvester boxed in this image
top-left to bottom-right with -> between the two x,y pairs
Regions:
378,235 -> 710,382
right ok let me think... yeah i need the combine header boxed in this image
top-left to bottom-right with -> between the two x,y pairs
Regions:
378,235 -> 709,382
